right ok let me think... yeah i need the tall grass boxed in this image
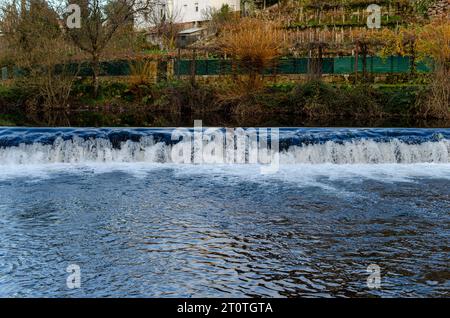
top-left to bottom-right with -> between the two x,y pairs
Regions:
129,60 -> 156,86
218,18 -> 289,90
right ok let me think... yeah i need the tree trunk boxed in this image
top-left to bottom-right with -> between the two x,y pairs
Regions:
409,41 -> 416,78
92,54 -> 100,98
361,44 -> 368,81
177,48 -> 181,80
362,52 -> 367,81
354,45 -> 359,82
190,49 -> 196,86
318,45 -> 323,79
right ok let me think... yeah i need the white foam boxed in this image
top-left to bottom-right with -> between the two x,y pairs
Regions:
0,136 -> 449,186
281,139 -> 450,164
1,162 -> 449,189
0,137 -> 449,165
171,163 -> 450,186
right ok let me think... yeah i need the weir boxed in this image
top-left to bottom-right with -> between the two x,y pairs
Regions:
0,128 -> 449,165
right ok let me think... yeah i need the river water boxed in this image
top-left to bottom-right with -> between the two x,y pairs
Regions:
0,127 -> 449,297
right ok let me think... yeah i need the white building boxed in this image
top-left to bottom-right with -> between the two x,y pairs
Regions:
157,0 -> 240,25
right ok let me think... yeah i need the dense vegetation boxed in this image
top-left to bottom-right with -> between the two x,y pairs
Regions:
0,77 -> 441,127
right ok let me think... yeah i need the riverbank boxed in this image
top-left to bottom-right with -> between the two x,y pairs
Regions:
0,79 -> 449,128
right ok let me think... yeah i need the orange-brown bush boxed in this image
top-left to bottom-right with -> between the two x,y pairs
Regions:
218,18 -> 289,91
416,19 -> 450,119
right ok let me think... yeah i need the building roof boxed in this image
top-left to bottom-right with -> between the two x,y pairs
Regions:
178,27 -> 206,35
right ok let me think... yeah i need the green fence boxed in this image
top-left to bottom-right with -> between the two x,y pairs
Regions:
174,56 -> 431,76
70,60 -> 131,77
4,60 -> 132,79
2,56 -> 432,81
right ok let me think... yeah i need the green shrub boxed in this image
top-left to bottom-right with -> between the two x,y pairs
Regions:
72,79 -> 130,101
340,84 -> 383,118
290,81 -> 386,118
0,114 -> 18,126
377,85 -> 422,114
290,80 -> 342,117
265,82 -> 296,93
153,81 -> 219,114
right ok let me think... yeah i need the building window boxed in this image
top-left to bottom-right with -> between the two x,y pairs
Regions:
195,3 -> 199,12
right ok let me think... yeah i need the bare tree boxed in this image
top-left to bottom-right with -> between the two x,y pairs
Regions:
1,0 -> 80,125
146,1 -> 181,50
203,4 -> 237,37
63,0 -> 157,97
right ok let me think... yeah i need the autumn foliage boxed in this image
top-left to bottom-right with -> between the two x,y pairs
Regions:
416,19 -> 450,119
218,18 -> 289,89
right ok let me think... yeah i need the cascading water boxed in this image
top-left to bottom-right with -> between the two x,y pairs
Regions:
0,128 -> 449,165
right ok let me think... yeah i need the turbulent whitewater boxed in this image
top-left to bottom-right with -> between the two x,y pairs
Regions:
0,128 -> 449,165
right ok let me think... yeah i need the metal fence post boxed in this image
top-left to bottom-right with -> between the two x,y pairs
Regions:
190,49 -> 196,85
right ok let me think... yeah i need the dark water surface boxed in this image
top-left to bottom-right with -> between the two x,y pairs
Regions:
0,127 -> 449,297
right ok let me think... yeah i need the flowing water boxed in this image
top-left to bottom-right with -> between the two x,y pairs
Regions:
0,127 -> 449,297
